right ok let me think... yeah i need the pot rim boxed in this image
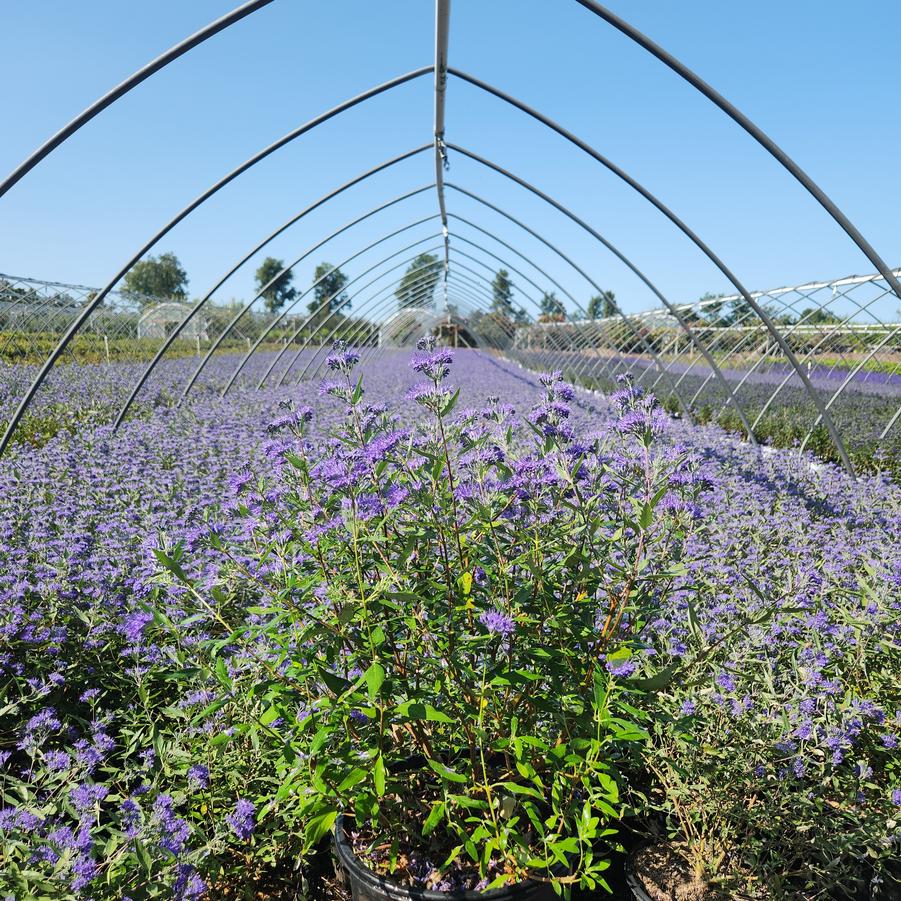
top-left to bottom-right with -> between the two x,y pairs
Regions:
333,813 -> 552,900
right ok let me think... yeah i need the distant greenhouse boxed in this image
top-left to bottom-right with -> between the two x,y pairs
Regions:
136,302 -> 207,341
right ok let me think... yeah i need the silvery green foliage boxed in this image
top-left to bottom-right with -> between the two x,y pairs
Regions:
632,496 -> 901,898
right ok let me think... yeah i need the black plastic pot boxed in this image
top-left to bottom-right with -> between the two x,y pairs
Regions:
333,814 -> 558,901
624,856 -> 654,901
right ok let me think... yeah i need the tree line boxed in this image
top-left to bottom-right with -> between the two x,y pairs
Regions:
120,251 -> 624,329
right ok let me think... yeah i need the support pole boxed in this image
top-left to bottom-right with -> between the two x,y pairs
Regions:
434,0 -> 452,305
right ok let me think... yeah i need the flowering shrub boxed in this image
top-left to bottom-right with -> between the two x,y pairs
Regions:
152,345 -> 704,894
529,350 -> 901,480
631,463 -> 901,896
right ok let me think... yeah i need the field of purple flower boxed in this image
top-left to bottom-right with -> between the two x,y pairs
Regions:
1,349 -> 899,899
508,350 -> 901,479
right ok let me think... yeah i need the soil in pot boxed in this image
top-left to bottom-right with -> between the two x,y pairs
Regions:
630,844 -> 711,901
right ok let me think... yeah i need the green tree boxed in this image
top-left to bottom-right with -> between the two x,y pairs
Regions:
539,291 -> 566,321
396,253 -> 441,309
122,252 -> 188,305
798,306 -> 842,326
491,268 -> 514,315
311,262 -> 349,317
587,290 -> 617,320
254,257 -> 296,314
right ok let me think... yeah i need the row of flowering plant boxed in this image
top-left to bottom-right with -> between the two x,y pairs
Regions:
632,512 -> 901,897
152,341 -> 705,894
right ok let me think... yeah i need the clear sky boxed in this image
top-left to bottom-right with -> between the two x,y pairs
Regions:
1,0 -> 899,319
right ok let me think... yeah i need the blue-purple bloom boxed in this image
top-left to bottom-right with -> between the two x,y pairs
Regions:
226,798 -> 256,840
70,783 -> 108,813
605,657 -> 638,678
479,608 -> 515,637
187,764 -> 210,789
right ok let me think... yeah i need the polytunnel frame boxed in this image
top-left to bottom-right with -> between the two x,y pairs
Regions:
325,268 -> 501,369
224,239 -> 445,395
0,63 -> 435,455
443,145 -> 747,431
277,241 -> 614,385
444,216 -> 665,387
450,219 -> 665,393
180,216 -> 444,401
724,291 -> 887,427
272,242 -> 450,386
250,253 -> 496,386
0,0 -> 897,478
199,161 -> 694,413
276,235 -> 572,387
214,181 -> 691,406
204,193 -> 576,396
111,152 -> 435,427
446,69 -> 853,468
230,182 -> 686,409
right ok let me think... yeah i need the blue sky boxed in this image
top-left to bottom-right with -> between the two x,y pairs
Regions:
1,0 -> 899,319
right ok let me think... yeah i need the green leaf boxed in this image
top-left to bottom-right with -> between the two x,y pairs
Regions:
422,800 -> 445,836
374,753 -> 386,797
498,781 -> 543,800
190,698 -> 227,725
363,663 -> 385,701
638,503 -> 653,530
306,810 -> 337,845
319,668 -> 351,697
133,838 -> 153,875
351,373 -> 365,405
153,548 -> 189,584
338,768 -> 367,792
259,705 -> 280,727
611,721 -> 649,742
427,759 -> 468,783
686,597 -> 701,640
310,727 -> 329,755
214,656 -> 232,691
628,664 -> 678,692
441,387 -> 461,417
395,701 -> 453,723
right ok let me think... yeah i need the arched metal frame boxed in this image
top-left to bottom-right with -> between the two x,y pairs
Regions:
446,70 -> 848,468
113,151 -> 433,426
444,182 -> 699,425
304,270 -> 509,381
0,65 -> 434,455
272,239 -> 448,387
0,0 -> 278,200
0,0 -> 897,477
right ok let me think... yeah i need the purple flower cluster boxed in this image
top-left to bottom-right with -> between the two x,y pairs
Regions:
325,340 -> 361,374
479,608 -> 515,637
226,799 -> 255,840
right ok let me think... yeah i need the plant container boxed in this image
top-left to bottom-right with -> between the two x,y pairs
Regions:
333,814 -> 558,901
